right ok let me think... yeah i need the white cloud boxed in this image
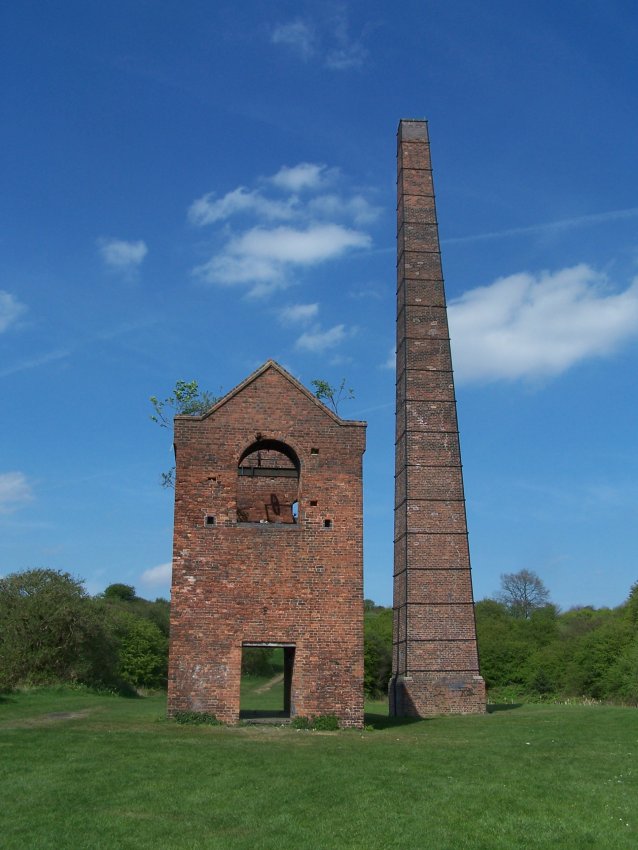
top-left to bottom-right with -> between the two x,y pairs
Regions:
296,323 -> 347,352
233,224 -> 369,264
270,163 -> 330,192
308,194 -> 381,225
190,164 -> 375,295
0,291 -> 27,333
188,187 -> 296,225
195,224 -> 370,294
0,472 -> 33,513
271,13 -> 367,71
448,264 -> 638,383
279,303 -> 319,325
98,238 -> 148,271
140,562 -> 172,587
271,19 -> 315,60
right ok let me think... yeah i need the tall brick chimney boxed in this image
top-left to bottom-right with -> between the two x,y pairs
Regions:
390,119 -> 485,716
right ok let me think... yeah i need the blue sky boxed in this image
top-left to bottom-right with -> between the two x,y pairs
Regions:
1,1 -> 637,610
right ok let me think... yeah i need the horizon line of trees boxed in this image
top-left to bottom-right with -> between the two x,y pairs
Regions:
2,568 -> 637,706
365,569 -> 638,705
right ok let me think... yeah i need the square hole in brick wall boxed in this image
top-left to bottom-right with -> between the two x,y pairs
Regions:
205,515 -> 216,526
323,519 -> 333,529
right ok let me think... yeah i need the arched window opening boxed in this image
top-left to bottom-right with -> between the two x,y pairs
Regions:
237,440 -> 300,524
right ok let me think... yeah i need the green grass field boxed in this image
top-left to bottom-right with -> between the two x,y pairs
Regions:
1,687 -> 636,849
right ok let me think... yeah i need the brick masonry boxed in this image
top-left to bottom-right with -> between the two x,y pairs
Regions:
167,361 -> 366,727
390,119 -> 486,715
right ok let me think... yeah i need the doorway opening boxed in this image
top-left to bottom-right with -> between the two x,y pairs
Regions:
240,643 -> 295,720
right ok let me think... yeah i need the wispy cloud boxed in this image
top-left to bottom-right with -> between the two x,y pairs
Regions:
381,346 -> 395,370
0,348 -> 71,379
269,163 -> 333,192
271,19 -> 316,61
308,194 -> 381,226
0,291 -> 27,333
188,187 -> 296,225
98,238 -> 148,272
296,323 -> 348,353
324,10 -> 368,70
140,562 -> 172,587
271,11 -> 367,71
443,206 -> 638,245
0,471 -> 33,513
448,264 -> 638,383
190,164 -> 374,296
278,303 -> 319,325
195,224 -> 369,294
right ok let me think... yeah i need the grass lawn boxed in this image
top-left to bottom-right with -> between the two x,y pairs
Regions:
1,688 -> 636,849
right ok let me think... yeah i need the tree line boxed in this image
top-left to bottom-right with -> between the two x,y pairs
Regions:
364,570 -> 638,705
474,573 -> 638,704
2,568 -> 637,705
0,570 -> 169,693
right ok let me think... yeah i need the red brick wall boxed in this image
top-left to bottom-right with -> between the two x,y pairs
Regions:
391,119 -> 485,716
167,362 -> 366,727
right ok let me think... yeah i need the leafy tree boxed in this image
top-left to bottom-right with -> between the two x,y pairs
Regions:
103,583 -> 136,602
310,378 -> 354,416
564,613 -> 633,699
241,647 -> 283,677
626,581 -> 638,628
0,569 -> 116,690
364,605 -> 393,696
115,615 -> 168,689
601,637 -> 638,704
145,597 -> 170,637
475,599 -> 530,689
150,380 -> 218,487
498,569 -> 551,619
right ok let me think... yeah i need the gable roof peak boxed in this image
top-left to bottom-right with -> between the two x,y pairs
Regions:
175,359 -> 364,427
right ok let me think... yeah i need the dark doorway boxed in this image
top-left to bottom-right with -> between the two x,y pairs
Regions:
240,643 -> 295,720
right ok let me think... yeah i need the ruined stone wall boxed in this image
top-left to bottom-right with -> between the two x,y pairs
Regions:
168,363 -> 366,727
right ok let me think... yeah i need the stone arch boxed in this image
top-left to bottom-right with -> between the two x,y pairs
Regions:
236,439 -> 300,524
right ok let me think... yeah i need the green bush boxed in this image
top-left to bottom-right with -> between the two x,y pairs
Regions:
291,714 -> 339,730
115,615 -> 168,689
0,569 -> 118,691
364,606 -> 392,696
172,710 -> 221,725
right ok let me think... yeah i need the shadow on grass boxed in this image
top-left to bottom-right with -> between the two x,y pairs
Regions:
487,703 -> 523,713
240,709 -> 289,721
0,693 -> 17,705
364,712 -> 425,730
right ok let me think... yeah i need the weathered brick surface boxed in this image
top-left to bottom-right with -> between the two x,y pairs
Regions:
395,465 -> 465,504
397,304 -> 450,340
397,279 -> 447,312
168,361 -> 366,727
397,337 -> 454,373
390,119 -> 485,716
393,569 -> 475,604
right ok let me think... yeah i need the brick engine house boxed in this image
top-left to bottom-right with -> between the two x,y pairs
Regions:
168,119 -> 485,725
167,361 -> 366,727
